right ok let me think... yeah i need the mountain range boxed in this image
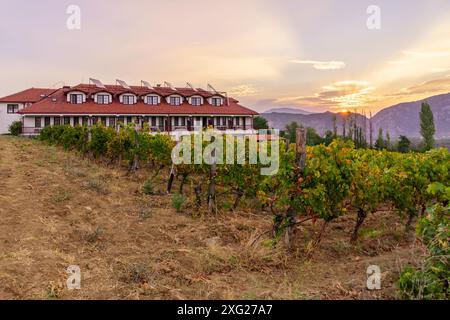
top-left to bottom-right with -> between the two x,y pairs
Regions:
263,107 -> 313,115
261,92 -> 450,139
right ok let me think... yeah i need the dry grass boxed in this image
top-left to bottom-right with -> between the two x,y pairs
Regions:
0,136 -> 424,300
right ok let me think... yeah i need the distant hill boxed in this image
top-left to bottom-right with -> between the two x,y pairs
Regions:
263,107 -> 314,115
262,111 -> 367,136
261,92 -> 450,138
371,92 -> 450,139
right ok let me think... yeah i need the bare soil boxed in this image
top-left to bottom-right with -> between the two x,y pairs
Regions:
0,136 -> 424,300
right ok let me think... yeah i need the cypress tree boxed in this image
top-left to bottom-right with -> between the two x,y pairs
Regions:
419,102 -> 436,151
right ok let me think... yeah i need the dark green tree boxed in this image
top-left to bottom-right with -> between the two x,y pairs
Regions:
253,116 -> 269,130
419,102 -> 436,151
374,128 -> 386,150
323,130 -> 334,146
306,127 -> 324,146
332,114 -> 337,137
386,132 -> 391,150
397,135 -> 411,153
284,121 -> 300,143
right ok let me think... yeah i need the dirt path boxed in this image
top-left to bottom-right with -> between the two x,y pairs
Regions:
0,136 -> 423,299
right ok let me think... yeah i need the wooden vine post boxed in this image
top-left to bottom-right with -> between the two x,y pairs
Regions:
167,164 -> 175,194
284,127 -> 306,249
130,124 -> 140,172
116,123 -> 122,165
207,136 -> 217,213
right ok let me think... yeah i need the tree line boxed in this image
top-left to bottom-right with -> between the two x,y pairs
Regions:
253,102 -> 437,152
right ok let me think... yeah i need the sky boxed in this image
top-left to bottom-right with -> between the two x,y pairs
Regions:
0,0 -> 449,114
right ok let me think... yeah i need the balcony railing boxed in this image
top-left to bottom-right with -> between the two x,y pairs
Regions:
20,125 -> 254,136
22,127 -> 42,135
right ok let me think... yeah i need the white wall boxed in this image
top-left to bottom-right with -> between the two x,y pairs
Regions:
0,103 -> 25,134
23,116 -> 37,128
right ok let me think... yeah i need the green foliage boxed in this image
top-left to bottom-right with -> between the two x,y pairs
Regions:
89,124 -> 116,157
38,124 -> 450,276
398,182 -> 449,300
375,128 -> 386,150
8,121 -> 22,136
397,135 -> 411,153
284,122 -> 300,144
306,127 -> 323,146
420,102 -> 436,151
142,179 -> 154,195
253,116 -> 269,130
172,193 -> 186,213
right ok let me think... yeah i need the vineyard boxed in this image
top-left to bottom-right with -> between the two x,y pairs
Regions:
35,124 -> 449,299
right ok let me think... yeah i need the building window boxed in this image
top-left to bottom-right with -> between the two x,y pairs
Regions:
211,98 -> 222,106
73,117 -> 79,126
109,117 -> 116,127
54,117 -> 61,126
180,117 -> 186,126
211,97 -> 223,106
97,94 -> 110,104
122,95 -> 135,105
151,117 -> 156,126
146,96 -> 159,105
63,116 -> 70,125
174,117 -> 179,126
35,117 -> 42,128
191,97 -> 202,106
7,104 -> 19,114
44,117 -> 51,127
92,116 -> 98,124
169,96 -> 182,106
82,117 -> 88,126
118,116 -> 124,124
101,117 -> 107,126
126,116 -> 132,124
70,94 -> 83,104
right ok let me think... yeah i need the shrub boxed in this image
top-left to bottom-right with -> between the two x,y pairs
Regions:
85,178 -> 109,195
9,121 -> 22,136
398,182 -> 449,299
88,125 -> 115,157
142,179 -> 154,195
172,193 -> 186,213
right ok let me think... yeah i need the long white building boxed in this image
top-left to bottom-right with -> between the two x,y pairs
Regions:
0,81 -> 258,136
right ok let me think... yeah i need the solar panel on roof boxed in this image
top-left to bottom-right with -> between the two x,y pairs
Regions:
164,81 -> 176,90
141,80 -> 153,89
186,82 -> 198,91
89,78 -> 106,88
207,83 -> 219,94
116,79 -> 131,89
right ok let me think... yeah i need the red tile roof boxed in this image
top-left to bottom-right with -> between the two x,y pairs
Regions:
0,88 -> 57,103
18,84 -> 258,116
67,84 -> 227,99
